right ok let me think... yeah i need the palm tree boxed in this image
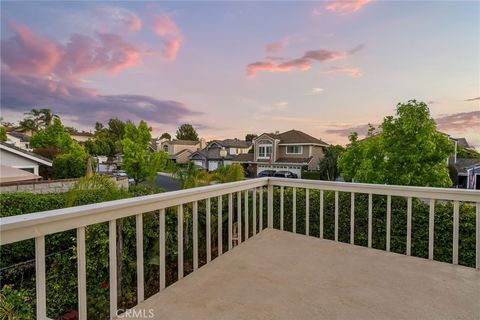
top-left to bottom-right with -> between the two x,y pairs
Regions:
38,108 -> 58,127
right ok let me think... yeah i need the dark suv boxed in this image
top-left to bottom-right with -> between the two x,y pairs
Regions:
273,171 -> 298,178
257,170 -> 276,177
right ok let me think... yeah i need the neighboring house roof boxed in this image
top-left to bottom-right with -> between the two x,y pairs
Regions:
150,139 -> 158,151
255,130 -> 329,146
7,132 -> 30,142
232,153 -> 312,165
167,140 -> 199,145
213,139 -> 251,148
449,158 -> 480,175
171,149 -> 193,159
0,141 -> 53,166
190,147 -> 235,161
451,137 -> 470,149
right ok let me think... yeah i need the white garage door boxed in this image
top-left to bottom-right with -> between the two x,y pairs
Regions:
193,160 -> 204,168
208,161 -> 219,171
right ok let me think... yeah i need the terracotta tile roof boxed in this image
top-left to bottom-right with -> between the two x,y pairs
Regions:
232,153 -> 254,162
168,140 -> 199,145
276,130 -> 328,145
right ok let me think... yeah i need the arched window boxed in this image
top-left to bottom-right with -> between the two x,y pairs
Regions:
163,145 -> 169,152
258,140 -> 272,159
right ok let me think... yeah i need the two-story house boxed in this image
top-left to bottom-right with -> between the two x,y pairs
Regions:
233,130 -> 329,178
159,139 -> 206,164
189,139 -> 252,171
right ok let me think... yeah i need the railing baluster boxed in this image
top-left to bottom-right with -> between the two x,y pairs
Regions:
177,205 -> 183,280
77,227 -> 87,320
109,220 -> 117,319
368,193 -> 373,248
245,190 -> 249,239
237,191 -> 242,244
206,198 -> 211,263
193,201 -> 198,270
428,199 -> 435,260
280,186 -> 284,231
259,188 -> 263,231
228,193 -> 233,250
136,214 -> 144,303
253,188 -> 257,235
159,209 -> 165,290
268,184 -> 273,228
386,195 -> 391,251
293,187 -> 297,233
453,200 -> 459,265
406,197 -> 412,256
335,191 -> 339,241
218,196 -> 223,256
350,193 -> 355,245
35,236 -> 46,320
476,202 -> 479,269
306,189 -> 310,236
320,190 -> 324,239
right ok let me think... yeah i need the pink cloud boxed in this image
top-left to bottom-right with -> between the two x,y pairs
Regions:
266,37 -> 289,54
325,66 -> 363,77
151,13 -> 183,60
1,20 -> 142,80
247,46 -> 362,77
1,20 -> 61,76
325,0 -> 371,13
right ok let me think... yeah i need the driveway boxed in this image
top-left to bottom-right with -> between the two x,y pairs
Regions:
155,173 -> 181,192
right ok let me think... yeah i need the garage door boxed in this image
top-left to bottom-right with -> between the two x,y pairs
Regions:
208,161 -> 219,171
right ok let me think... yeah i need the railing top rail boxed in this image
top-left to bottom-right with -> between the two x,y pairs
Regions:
268,178 -> 480,202
0,178 -> 269,245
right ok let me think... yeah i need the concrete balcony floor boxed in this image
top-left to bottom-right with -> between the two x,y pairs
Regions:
127,229 -> 479,320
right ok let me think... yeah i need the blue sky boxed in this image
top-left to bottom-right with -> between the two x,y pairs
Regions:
1,1 -> 479,146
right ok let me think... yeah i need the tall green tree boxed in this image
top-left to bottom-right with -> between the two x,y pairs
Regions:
338,100 -> 453,187
20,108 -> 58,131
245,134 -> 258,142
160,132 -> 171,140
122,121 -> 171,184
176,124 -> 199,141
29,118 -> 78,154
318,145 -> 344,181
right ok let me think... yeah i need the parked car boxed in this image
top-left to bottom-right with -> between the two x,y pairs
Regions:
115,171 -> 135,184
257,170 -> 276,177
273,171 -> 298,178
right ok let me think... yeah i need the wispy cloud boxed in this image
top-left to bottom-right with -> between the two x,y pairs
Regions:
151,13 -> 183,60
323,66 -> 363,78
266,37 -> 289,54
309,88 -> 325,95
465,97 -> 480,102
325,0 -> 371,13
246,45 -> 363,78
435,111 -> 480,132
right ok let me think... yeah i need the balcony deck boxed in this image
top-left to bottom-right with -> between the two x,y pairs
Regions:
125,229 -> 480,320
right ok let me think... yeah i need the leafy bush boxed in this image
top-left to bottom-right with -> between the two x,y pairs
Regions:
53,150 -> 89,179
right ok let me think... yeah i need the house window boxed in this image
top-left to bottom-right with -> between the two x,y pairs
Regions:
286,145 -> 303,154
258,140 -> 272,159
163,145 -> 169,152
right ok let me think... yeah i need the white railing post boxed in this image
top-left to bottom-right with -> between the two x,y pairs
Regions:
109,220 -> 117,319
406,197 -> 412,256
259,188 -> 263,231
476,202 -> 479,269
320,190 -> 324,239
218,196 -> 223,256
159,209 -> 166,290
253,189 -> 257,235
335,191 -> 339,241
237,191 -> 242,244
293,187 -> 297,233
245,190 -> 249,239
428,199 -> 435,260
228,193 -> 233,250
350,192 -> 355,245
206,198 -> 211,263
280,186 -> 284,231
368,193 -> 373,248
453,200 -> 459,265
306,189 -> 310,236
386,195 -> 391,252
35,236 -> 46,320
136,214 -> 144,303
193,201 -> 198,271
77,227 -> 87,320
177,205 -> 183,280
268,183 -> 273,228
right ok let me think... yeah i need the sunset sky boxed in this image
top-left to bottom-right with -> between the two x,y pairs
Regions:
1,1 -> 479,147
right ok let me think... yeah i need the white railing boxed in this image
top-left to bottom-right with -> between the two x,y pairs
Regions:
0,177 -> 479,319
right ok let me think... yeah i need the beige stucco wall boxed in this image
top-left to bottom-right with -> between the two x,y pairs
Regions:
308,146 -> 326,170
0,177 -> 129,194
277,145 -> 310,158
